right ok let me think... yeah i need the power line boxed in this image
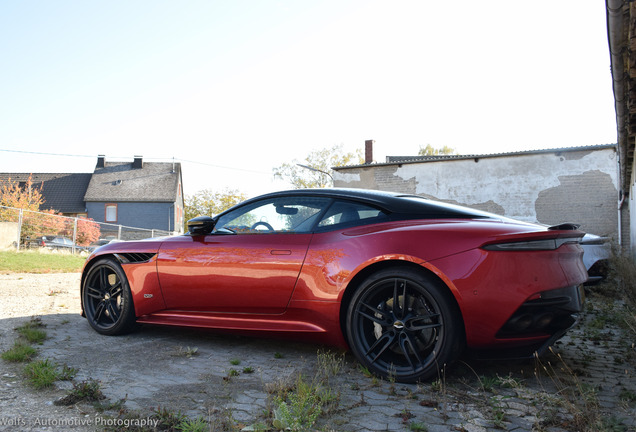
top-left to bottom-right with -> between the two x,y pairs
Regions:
0,148 -> 94,158
176,158 -> 271,175
0,148 -> 272,175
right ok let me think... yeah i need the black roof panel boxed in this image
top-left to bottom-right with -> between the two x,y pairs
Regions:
239,188 -> 503,220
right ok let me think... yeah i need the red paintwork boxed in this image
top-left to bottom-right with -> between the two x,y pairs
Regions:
82,217 -> 587,351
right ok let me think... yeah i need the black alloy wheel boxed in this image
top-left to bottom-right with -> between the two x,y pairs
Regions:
346,268 -> 463,383
82,258 -> 136,335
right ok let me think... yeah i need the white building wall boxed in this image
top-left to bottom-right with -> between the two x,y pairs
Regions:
334,147 -> 621,241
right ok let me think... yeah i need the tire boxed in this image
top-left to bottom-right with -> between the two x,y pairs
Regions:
82,258 -> 137,335
346,268 -> 463,383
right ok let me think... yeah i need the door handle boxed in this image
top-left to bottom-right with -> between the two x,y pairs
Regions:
270,250 -> 292,255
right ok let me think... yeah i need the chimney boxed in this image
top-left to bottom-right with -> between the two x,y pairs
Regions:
133,155 -> 143,169
96,155 -> 105,168
365,140 -> 374,164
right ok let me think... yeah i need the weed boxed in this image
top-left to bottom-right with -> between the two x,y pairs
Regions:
16,318 -> 47,344
72,379 -> 104,400
177,416 -> 208,432
358,364 -> 373,378
534,351 -> 610,432
102,407 -> 196,432
243,421 -> 268,431
370,375 -> 380,387
478,373 -> 522,393
396,408 -> 414,422
496,373 -> 522,389
317,385 -> 340,408
265,378 -> 293,402
316,349 -> 345,378
430,379 -> 442,392
619,388 -> 636,404
94,396 -> 127,413
489,395 -> 508,428
228,368 -> 240,377
272,374 -> 324,431
479,375 -> 499,393
152,406 -> 186,430
55,379 -> 105,406
406,388 -> 418,400
175,346 -> 199,358
409,421 -> 428,431
58,364 -> 77,381
606,253 -> 636,337
23,359 -> 59,389
1,340 -> 37,362
274,352 -> 284,359
230,358 -> 241,365
242,366 -> 255,374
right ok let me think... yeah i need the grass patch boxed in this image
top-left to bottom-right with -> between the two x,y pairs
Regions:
24,359 -> 59,389
16,319 -> 47,344
23,359 -> 76,389
0,250 -> 85,274
2,318 -> 47,362
1,340 -> 37,362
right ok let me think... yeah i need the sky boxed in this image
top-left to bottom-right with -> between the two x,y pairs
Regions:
0,1 -> 618,198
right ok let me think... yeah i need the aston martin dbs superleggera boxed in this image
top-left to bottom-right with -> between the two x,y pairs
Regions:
81,188 -> 587,382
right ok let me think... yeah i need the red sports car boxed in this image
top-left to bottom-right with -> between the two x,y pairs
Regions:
81,188 -> 587,382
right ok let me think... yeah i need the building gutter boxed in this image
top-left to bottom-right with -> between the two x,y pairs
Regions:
606,0 -> 626,190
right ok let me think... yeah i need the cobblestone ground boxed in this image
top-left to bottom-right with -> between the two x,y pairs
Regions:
0,274 -> 635,431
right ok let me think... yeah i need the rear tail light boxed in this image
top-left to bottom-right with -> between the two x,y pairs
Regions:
482,237 -> 582,251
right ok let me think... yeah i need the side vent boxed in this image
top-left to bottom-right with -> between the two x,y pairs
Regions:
114,253 -> 157,264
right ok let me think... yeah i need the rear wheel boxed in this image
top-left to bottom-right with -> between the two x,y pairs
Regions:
346,268 -> 463,383
82,258 -> 136,335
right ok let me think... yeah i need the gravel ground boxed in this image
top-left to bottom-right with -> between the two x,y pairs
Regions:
0,273 -> 94,431
1,273 -> 635,432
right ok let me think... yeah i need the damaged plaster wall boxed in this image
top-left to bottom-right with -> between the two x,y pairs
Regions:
334,147 -> 619,239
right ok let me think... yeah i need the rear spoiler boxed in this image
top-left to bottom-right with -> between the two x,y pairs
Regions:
548,223 -> 580,231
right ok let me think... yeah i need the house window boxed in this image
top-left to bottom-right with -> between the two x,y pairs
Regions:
105,204 -> 117,223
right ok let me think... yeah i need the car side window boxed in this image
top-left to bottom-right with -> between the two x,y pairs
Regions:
317,200 -> 387,230
214,197 -> 331,234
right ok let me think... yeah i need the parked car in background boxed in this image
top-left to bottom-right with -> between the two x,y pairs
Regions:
29,236 -> 86,253
580,233 -> 611,284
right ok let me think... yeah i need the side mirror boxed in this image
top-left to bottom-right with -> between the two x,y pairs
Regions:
187,216 -> 216,236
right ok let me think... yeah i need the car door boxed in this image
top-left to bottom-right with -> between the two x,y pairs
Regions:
157,196 -> 331,314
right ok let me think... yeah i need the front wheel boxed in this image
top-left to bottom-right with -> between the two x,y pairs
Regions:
82,258 -> 136,335
346,268 -> 463,383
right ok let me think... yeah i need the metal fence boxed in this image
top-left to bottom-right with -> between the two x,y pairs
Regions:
0,205 -> 173,254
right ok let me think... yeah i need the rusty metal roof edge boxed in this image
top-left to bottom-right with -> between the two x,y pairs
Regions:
332,144 -> 618,170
